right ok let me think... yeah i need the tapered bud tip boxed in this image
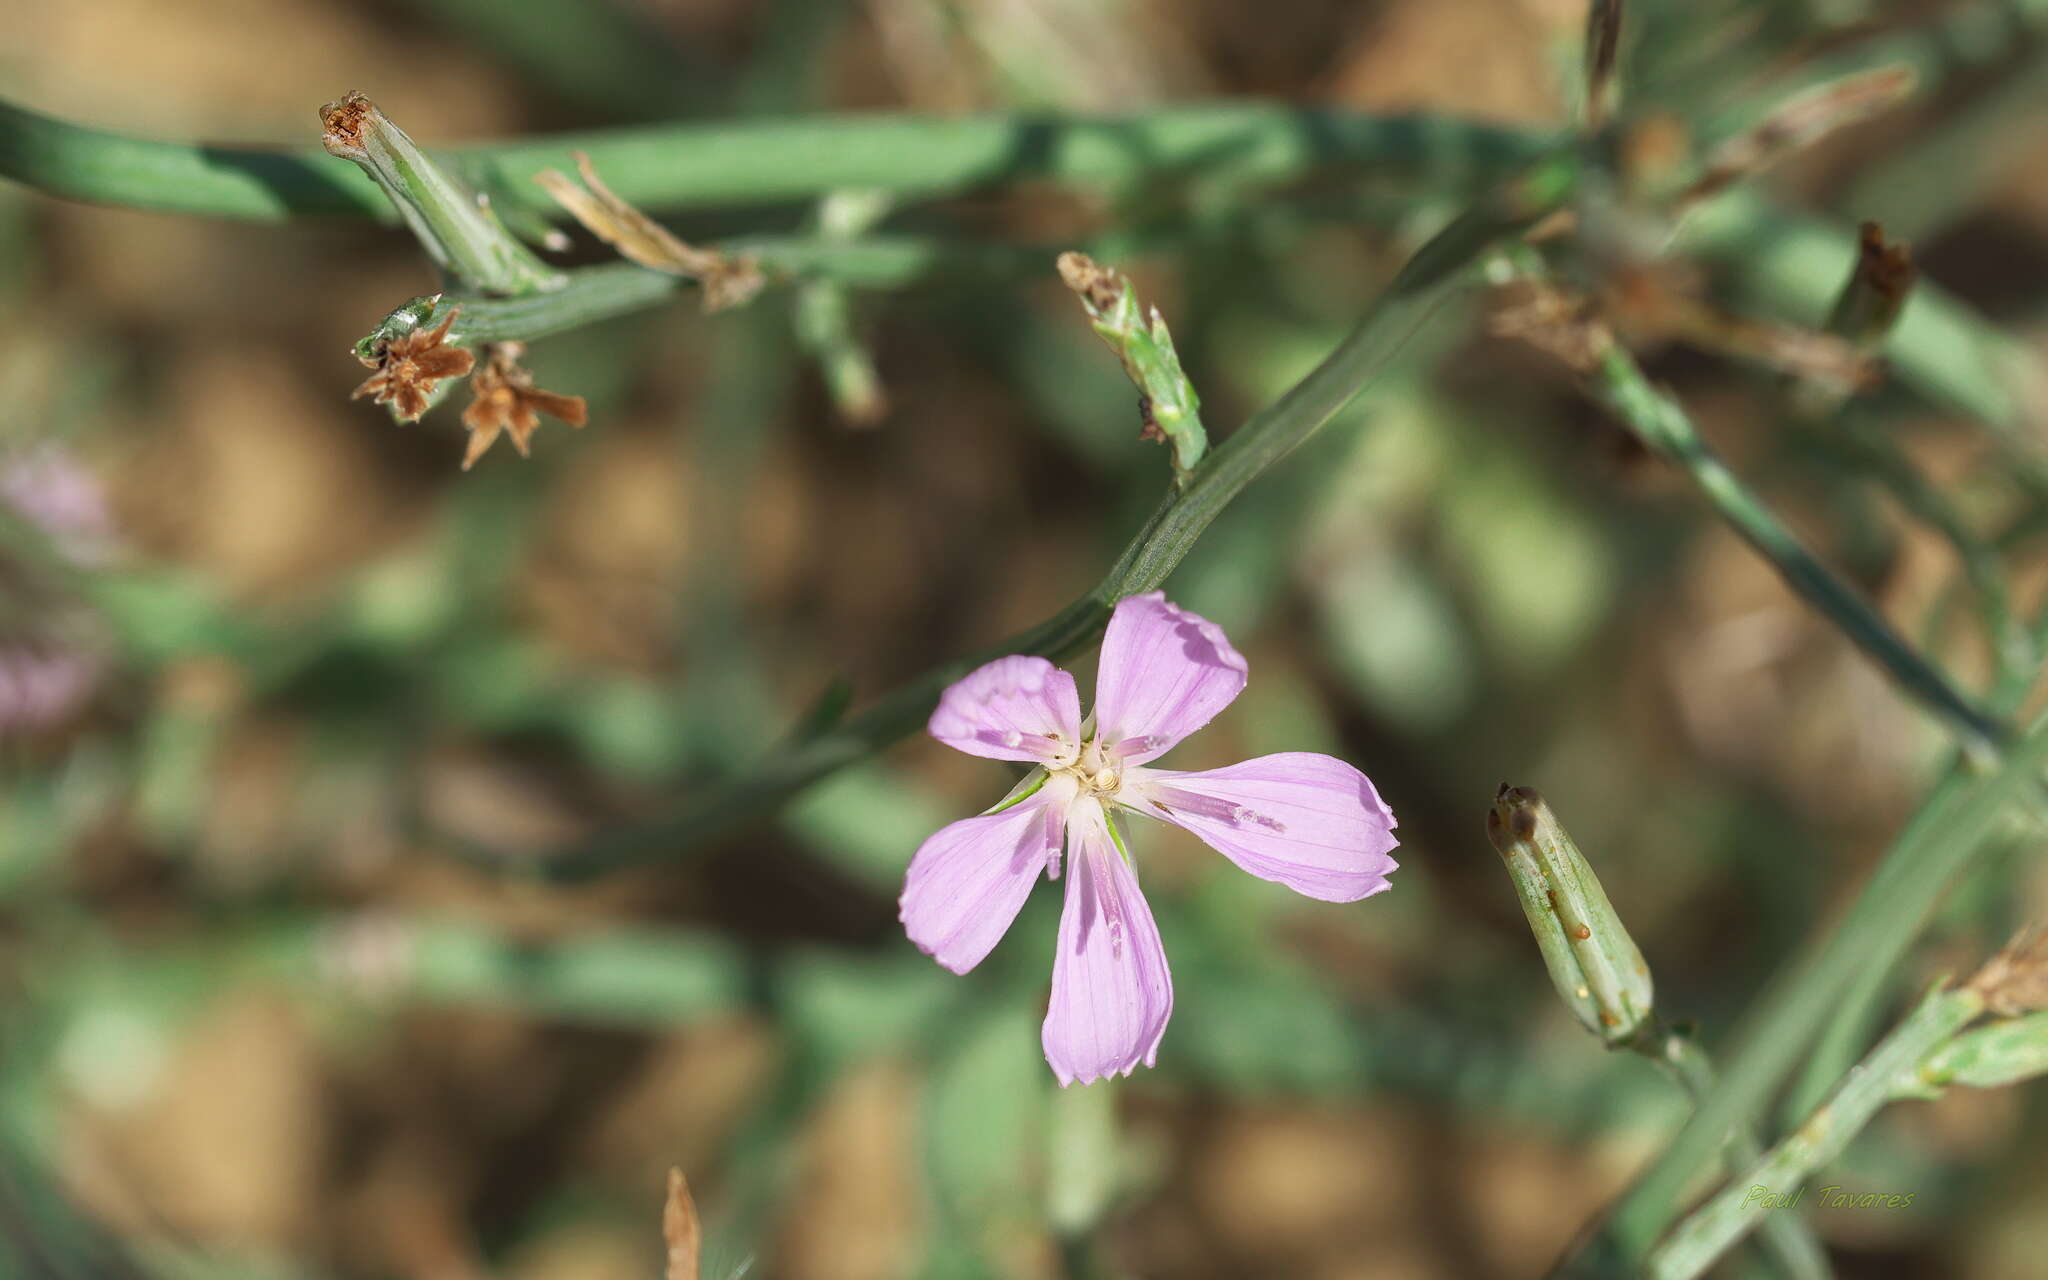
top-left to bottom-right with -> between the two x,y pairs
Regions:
1854,221 -> 1916,307
1489,784 -> 1655,1046
1488,785 -> 1544,843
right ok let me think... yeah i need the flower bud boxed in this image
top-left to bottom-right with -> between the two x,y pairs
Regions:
1921,1012 -> 2048,1091
319,91 -> 565,297
1487,784 -> 1654,1045
1057,252 -> 1207,487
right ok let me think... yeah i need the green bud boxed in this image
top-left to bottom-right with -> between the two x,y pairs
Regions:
320,91 -> 564,297
1825,222 -> 1915,354
1919,1012 -> 2048,1091
353,293 -> 444,363
1057,252 -> 1207,487
1487,785 -> 1654,1045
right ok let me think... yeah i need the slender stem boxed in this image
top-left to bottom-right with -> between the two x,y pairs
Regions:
1589,713 -> 2048,1264
1588,343 -> 2008,756
1645,984 -> 1983,1280
460,155 -> 1578,881
1785,561 -> 2048,1127
0,94 -> 1540,222
1791,423 -> 2032,714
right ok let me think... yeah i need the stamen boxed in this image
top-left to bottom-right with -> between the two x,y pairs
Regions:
1155,787 -> 1286,832
1236,806 -> 1286,833
1113,734 -> 1164,759
1095,851 -> 1127,958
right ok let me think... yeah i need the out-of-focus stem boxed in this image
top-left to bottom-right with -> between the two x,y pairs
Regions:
1645,984 -> 1983,1280
5,93 -> 2032,453
1642,1030 -> 1831,1280
1589,342 -> 2006,755
0,95 -> 1540,222
1585,713 -> 2048,1266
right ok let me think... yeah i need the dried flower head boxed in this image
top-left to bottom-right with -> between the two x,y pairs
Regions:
536,152 -> 764,312
1828,221 -> 1917,350
460,342 -> 587,469
1489,278 -> 1613,372
1056,251 -> 1124,314
318,89 -> 375,160
1969,927 -> 2048,1018
1681,65 -> 1916,208
353,307 -> 475,423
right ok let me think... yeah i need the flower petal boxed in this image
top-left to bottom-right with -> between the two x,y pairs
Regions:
900,788 -> 1068,974
929,654 -> 1082,764
1092,592 -> 1247,764
1132,752 -> 1398,901
1042,801 -> 1173,1086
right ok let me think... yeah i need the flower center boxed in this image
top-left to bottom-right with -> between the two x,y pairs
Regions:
1062,738 -> 1122,799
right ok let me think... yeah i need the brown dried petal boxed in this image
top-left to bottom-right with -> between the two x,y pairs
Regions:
319,90 -> 375,160
536,152 -> 764,313
1058,251 -> 1126,314
458,343 -> 588,470
1970,928 -> 2048,1017
1682,65 -> 1916,207
1489,280 -> 1612,372
353,309 -> 474,425
664,1168 -> 701,1280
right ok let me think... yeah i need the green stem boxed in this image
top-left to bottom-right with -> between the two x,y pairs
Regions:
459,155 -> 1577,881
1793,422 -> 2032,702
1588,713 -> 2048,1265
1645,984 -> 1984,1280
1639,1029 -> 1832,1280
0,94 -> 1540,222
1588,342 -> 2007,756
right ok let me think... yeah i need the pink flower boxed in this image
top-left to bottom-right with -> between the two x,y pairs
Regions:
901,592 -> 1399,1085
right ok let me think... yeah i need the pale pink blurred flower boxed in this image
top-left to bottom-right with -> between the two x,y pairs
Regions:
901,592 -> 1399,1086
0,645 -> 100,734
0,444 -> 117,565
0,445 -> 115,735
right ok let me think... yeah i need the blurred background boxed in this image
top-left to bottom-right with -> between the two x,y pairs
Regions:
4,0 -> 2048,1276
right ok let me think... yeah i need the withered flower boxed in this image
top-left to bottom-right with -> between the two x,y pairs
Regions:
1680,65 -> 1916,208
663,1167 -> 701,1280
1969,927 -> 2048,1018
460,342 -> 588,470
1489,278 -> 1612,372
353,308 -> 474,423
318,89 -> 374,161
536,152 -> 764,312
